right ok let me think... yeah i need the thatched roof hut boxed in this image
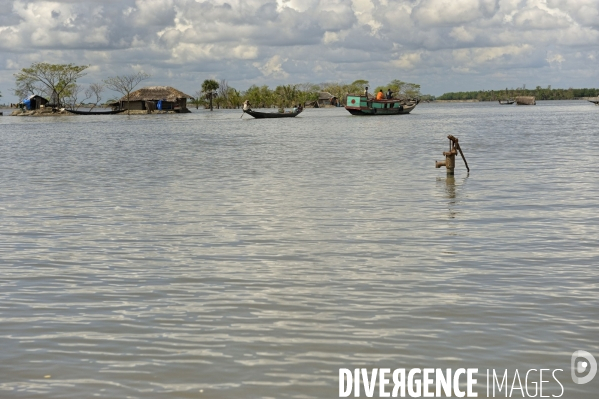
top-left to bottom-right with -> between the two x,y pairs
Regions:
515,96 -> 536,105
317,91 -> 338,107
114,86 -> 193,112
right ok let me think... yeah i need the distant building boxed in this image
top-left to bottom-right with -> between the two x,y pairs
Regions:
20,94 -> 49,110
112,86 -> 193,112
515,96 -> 536,105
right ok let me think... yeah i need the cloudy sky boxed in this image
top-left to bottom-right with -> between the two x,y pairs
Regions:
1,0 -> 598,101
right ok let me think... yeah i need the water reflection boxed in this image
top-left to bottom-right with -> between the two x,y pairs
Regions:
437,174 -> 468,219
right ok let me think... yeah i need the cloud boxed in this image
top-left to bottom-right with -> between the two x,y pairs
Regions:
0,0 -> 598,100
254,55 -> 289,79
412,0 -> 499,27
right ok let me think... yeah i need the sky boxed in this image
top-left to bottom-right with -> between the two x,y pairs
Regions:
0,0 -> 598,101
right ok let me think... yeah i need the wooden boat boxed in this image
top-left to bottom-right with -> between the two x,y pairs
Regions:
344,95 -> 418,115
243,109 -> 302,118
498,99 -> 514,105
67,109 -> 126,115
587,98 -> 599,105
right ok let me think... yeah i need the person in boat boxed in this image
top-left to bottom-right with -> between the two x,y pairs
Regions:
386,89 -> 393,99
364,86 -> 369,97
376,90 -> 384,100
292,104 -> 298,113
243,100 -> 251,111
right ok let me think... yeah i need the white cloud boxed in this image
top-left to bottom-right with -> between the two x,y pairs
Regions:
412,0 -> 499,27
253,55 -> 289,79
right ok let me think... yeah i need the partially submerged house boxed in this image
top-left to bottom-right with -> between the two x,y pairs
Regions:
112,86 -> 193,112
515,96 -> 536,105
316,92 -> 339,107
20,94 -> 49,110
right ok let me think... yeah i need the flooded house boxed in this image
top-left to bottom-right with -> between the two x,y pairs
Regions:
20,94 -> 49,110
112,86 -> 193,112
316,92 -> 339,107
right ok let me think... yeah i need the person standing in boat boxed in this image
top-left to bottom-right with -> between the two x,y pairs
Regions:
386,89 -> 393,99
243,100 -> 251,111
364,86 -> 369,97
376,89 -> 384,100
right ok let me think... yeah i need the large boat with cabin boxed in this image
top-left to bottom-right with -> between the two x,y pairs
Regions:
344,95 -> 419,116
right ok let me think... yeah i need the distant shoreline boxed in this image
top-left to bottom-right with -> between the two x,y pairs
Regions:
434,98 -> 597,103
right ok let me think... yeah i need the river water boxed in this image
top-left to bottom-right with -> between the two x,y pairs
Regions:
0,102 -> 598,398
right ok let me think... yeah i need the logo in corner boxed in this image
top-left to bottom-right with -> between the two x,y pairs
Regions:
571,350 -> 597,385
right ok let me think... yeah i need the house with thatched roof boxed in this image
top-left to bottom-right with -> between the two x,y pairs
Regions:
112,86 -> 193,112
515,96 -> 536,105
316,92 -> 339,107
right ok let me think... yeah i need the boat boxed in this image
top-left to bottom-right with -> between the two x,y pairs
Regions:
498,89 -> 514,105
66,109 -> 126,115
243,109 -> 302,118
344,95 -> 418,116
588,98 -> 599,105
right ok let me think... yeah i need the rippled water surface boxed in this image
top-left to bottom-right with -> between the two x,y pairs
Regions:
1,102 -> 598,398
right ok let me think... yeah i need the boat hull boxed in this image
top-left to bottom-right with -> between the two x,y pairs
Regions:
67,109 -> 126,115
344,95 -> 418,115
244,109 -> 302,118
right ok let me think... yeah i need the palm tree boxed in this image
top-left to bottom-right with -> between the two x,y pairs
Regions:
202,79 -> 219,111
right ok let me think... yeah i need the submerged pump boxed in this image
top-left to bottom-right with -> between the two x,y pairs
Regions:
435,135 -> 470,175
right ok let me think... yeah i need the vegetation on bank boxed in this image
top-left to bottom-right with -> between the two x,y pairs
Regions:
12,62 -> 427,110
189,79 -> 429,109
438,86 -> 599,101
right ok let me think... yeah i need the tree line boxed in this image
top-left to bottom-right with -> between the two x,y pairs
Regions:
437,86 -> 599,101
190,78 -> 425,110
13,62 -> 425,111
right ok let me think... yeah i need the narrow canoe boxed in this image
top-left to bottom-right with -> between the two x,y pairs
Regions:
244,109 -> 302,118
66,109 -> 126,115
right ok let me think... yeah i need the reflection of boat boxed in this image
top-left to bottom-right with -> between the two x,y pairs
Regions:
498,99 -> 514,105
243,109 -> 302,118
344,95 -> 418,115
67,109 -> 126,115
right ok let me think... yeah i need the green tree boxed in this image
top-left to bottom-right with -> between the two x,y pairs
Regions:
227,88 -> 243,109
104,72 -> 151,115
14,62 -> 89,107
275,84 -> 299,107
202,79 -> 219,111
190,90 -> 205,109
347,80 -> 369,95
297,83 -> 319,106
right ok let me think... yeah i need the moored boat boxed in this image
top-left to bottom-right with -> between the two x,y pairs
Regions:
498,99 -> 514,105
243,109 -> 302,118
67,109 -> 126,115
344,95 -> 418,116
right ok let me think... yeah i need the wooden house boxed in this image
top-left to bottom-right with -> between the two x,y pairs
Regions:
21,94 -> 49,110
